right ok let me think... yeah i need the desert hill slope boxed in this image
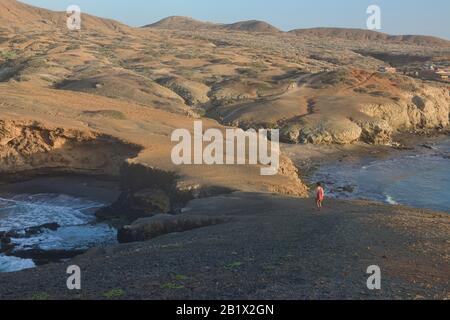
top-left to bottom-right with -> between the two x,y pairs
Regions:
0,0 -> 131,34
289,27 -> 450,47
144,16 -> 280,33
0,0 -> 449,202
222,20 -> 280,33
142,16 -> 216,31
145,16 -> 449,45
0,1 -> 313,205
209,68 -> 449,145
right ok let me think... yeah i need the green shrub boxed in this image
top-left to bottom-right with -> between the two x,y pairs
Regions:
31,292 -> 49,300
0,51 -> 16,60
161,282 -> 185,290
103,288 -> 125,299
224,261 -> 243,270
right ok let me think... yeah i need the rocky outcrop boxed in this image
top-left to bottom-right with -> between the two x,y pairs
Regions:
275,156 -> 310,196
1,223 -> 60,254
0,119 -> 309,228
9,248 -> 87,266
0,120 -> 141,179
96,187 -> 173,221
354,118 -> 393,144
277,71 -> 449,145
156,76 -> 210,107
117,214 -> 229,243
96,162 -> 236,223
282,117 -> 362,145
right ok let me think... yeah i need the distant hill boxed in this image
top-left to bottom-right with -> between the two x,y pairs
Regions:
142,16 -> 216,31
3,1 -> 448,45
144,16 -> 280,33
222,20 -> 280,33
145,19 -> 448,43
0,0 -> 131,34
288,28 -> 450,47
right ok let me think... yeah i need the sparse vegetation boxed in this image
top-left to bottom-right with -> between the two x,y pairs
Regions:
0,50 -> 16,60
369,91 -> 391,97
103,288 -> 126,299
82,110 -> 127,120
262,264 -> 276,272
224,261 -> 243,270
353,87 -> 367,94
161,282 -> 185,290
174,274 -> 189,281
31,292 -> 49,300
194,108 -> 207,117
66,44 -> 81,51
236,68 -> 258,77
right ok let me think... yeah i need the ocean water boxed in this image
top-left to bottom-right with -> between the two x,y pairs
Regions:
312,137 -> 450,213
0,194 -> 117,273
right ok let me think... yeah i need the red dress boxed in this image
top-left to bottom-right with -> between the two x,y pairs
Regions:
316,187 -> 324,201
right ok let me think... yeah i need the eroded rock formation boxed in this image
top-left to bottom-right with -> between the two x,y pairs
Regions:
0,120 -> 141,178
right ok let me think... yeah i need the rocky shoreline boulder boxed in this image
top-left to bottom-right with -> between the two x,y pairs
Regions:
117,214 -> 229,243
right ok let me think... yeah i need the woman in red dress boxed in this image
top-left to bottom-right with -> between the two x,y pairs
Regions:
316,182 -> 325,210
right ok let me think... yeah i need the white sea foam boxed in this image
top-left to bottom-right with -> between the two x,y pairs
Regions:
385,194 -> 399,205
0,194 -> 104,231
0,193 -> 117,273
0,255 -> 35,273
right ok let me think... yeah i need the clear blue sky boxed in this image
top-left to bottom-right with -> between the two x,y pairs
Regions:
21,0 -> 450,39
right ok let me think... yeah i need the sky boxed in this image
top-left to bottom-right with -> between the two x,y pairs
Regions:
21,0 -> 450,39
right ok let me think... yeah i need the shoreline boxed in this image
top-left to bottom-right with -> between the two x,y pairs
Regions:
284,132 -> 450,193
0,176 -> 120,272
0,133 -> 448,298
0,193 -> 448,300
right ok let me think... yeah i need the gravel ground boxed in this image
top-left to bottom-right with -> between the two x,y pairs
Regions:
0,193 -> 448,300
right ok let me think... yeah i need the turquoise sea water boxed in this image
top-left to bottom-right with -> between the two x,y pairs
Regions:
313,137 -> 450,213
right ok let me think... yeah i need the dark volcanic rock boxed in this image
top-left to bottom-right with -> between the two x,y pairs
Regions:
8,249 -> 86,266
118,214 -> 229,243
342,185 -> 355,193
0,234 -> 15,254
96,187 -> 172,222
1,223 -> 61,240
23,223 -> 60,236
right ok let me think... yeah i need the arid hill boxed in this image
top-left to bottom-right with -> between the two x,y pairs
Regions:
209,69 -> 450,145
0,0 -> 449,202
142,16 -> 216,31
0,0 -> 311,207
144,16 -> 280,33
145,17 -> 449,46
144,17 -> 450,46
0,0 -> 131,34
289,28 -> 450,47
223,20 -> 280,33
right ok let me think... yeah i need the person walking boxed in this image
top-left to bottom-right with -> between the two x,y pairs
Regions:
316,182 -> 325,210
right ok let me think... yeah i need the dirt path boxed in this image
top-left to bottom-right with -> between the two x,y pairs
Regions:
0,193 -> 448,300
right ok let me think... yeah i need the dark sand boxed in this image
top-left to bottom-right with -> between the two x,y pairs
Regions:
0,193 -> 448,300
